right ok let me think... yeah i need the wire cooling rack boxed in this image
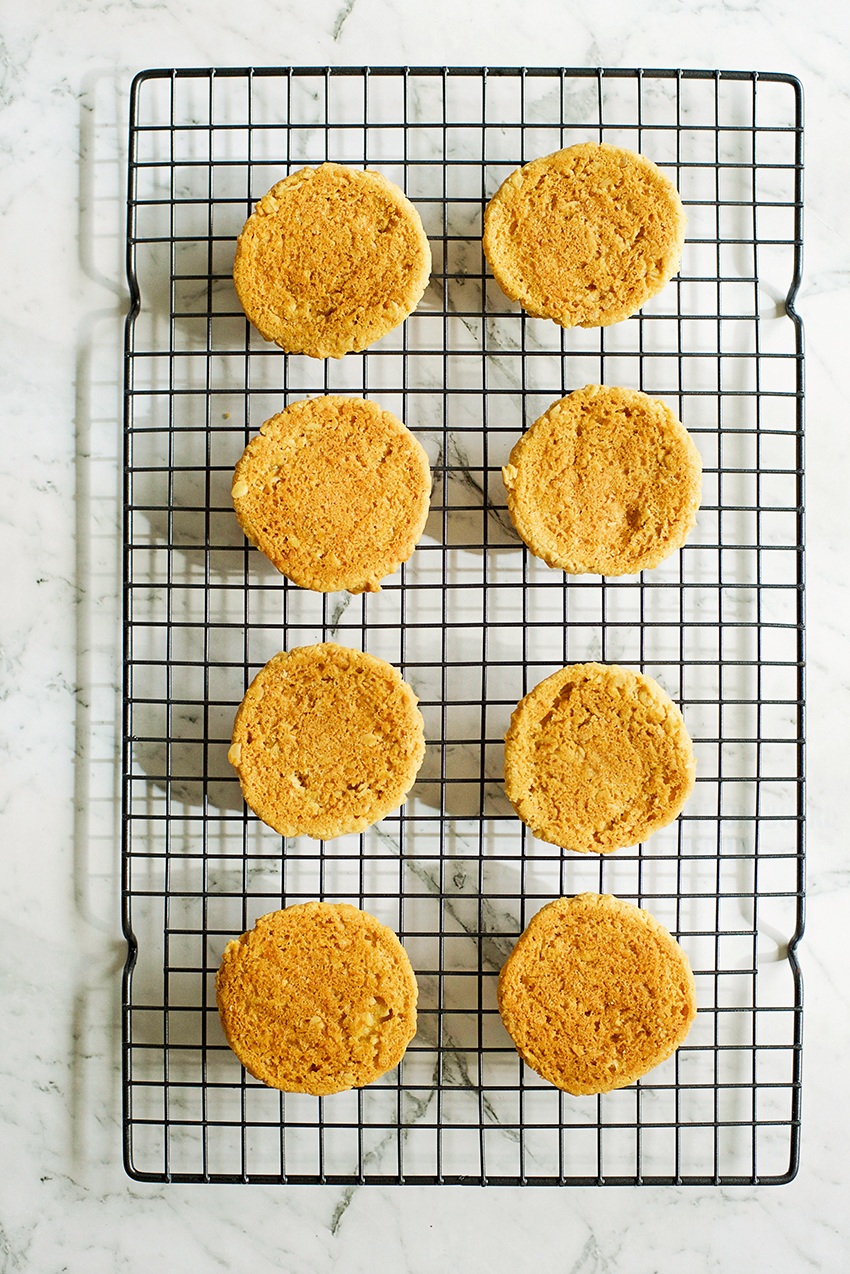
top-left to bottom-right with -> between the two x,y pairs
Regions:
122,66 -> 804,1185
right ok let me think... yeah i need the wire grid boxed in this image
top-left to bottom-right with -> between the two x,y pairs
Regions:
122,66 -> 804,1186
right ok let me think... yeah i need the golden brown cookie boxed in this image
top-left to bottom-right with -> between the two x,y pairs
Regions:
216,903 -> 419,1095
498,893 -> 697,1095
229,643 -> 425,840
231,396 -> 432,594
482,143 -> 687,328
233,163 -> 431,359
502,385 -> 702,576
504,662 -> 695,853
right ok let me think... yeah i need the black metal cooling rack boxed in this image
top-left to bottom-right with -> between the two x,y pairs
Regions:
122,66 -> 804,1186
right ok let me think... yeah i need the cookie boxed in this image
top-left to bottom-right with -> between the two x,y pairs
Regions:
216,902 -> 418,1095
233,163 -> 431,359
502,385 -> 702,576
504,662 -> 695,853
498,893 -> 697,1095
482,142 -> 686,328
228,643 -> 425,840
231,396 -> 432,594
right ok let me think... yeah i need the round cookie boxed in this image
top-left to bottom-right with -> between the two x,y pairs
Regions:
504,662 -> 695,853
229,643 -> 425,840
216,903 -> 418,1095
231,396 -> 432,594
502,385 -> 702,576
498,893 -> 697,1095
233,163 -> 431,359
482,142 -> 687,329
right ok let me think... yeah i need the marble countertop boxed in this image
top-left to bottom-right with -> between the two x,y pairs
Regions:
2,1 -> 849,1270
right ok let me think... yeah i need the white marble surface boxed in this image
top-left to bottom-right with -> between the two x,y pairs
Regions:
1,1 -> 849,1269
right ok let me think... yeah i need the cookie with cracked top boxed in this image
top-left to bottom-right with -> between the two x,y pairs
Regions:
502,384 -> 702,577
233,162 -> 431,358
483,142 -> 686,328
216,902 -> 418,1095
503,661 -> 695,853
229,643 -> 425,841
498,892 -> 697,1095
231,396 -> 431,595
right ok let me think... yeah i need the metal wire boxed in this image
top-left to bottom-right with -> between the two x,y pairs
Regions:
122,66 -> 804,1186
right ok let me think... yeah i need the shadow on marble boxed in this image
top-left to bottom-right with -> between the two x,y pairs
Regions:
71,67 -> 135,1177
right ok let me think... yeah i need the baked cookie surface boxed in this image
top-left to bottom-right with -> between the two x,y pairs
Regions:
504,662 -> 695,853
498,893 -> 697,1095
216,902 -> 418,1095
232,396 -> 432,594
233,163 -> 431,359
482,143 -> 686,329
502,385 -> 702,576
229,643 -> 425,840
